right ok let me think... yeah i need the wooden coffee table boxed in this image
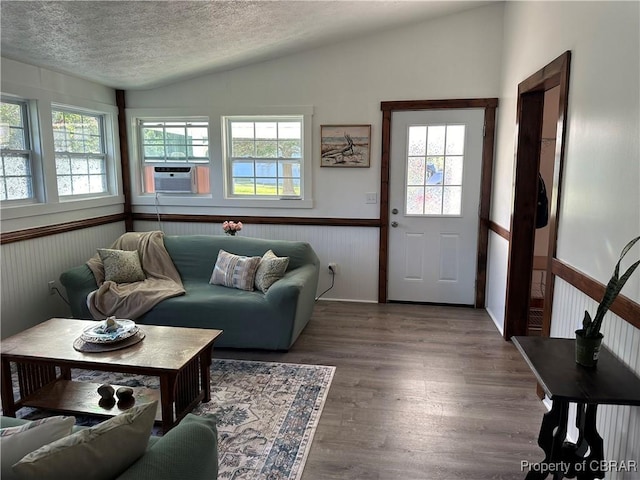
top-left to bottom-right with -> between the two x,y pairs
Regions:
1,318 -> 222,432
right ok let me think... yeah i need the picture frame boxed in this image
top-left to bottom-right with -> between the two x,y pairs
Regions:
320,124 -> 371,168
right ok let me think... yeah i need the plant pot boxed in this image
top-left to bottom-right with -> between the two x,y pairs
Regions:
575,329 -> 603,367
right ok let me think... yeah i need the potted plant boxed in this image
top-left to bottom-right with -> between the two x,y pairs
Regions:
576,235 -> 640,367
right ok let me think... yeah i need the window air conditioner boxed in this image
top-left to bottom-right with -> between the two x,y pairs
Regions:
153,165 -> 196,193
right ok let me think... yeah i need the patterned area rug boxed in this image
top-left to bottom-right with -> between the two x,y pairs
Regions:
15,359 -> 335,480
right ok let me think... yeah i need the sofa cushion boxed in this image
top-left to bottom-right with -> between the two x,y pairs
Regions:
13,401 -> 157,480
97,248 -> 145,283
1,416 -> 75,480
255,249 -> 289,293
116,414 -> 218,480
209,249 -> 261,291
163,235 -> 316,282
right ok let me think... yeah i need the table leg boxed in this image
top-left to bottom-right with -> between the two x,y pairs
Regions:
200,345 -> 212,403
526,399 -> 569,480
576,404 -> 604,480
1,359 -> 16,417
159,372 -> 177,433
59,366 -> 72,380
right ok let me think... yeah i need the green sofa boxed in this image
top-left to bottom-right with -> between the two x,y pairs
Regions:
0,414 -> 219,480
60,235 -> 320,350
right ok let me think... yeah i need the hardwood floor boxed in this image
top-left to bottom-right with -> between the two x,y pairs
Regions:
214,301 -> 546,480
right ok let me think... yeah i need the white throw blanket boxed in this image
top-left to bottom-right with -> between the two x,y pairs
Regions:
86,231 -> 185,320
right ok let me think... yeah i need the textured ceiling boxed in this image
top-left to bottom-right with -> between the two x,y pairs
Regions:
1,1 -> 493,90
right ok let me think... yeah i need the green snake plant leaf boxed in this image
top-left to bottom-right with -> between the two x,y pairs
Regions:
581,310 -> 593,332
584,235 -> 640,338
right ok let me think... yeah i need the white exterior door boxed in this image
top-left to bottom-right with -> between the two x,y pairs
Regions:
388,109 -> 485,305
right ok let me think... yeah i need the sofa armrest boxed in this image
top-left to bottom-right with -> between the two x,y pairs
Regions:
266,263 -> 320,348
59,264 -> 98,319
117,414 -> 218,480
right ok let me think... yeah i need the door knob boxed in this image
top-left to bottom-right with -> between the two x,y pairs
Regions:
391,221 -> 398,228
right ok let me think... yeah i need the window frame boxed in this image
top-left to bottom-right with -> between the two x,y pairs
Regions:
128,106 -> 313,210
0,97 -> 37,205
222,115 -> 304,200
138,118 -> 210,164
0,84 -> 122,227
52,106 -> 110,199
404,122 -> 467,218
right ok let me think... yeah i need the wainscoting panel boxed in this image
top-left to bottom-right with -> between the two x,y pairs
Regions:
551,278 -> 640,479
485,231 -> 509,334
134,220 -> 379,302
1,222 -> 126,339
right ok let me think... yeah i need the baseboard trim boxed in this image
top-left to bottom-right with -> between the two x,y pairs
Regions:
316,298 -> 378,304
485,306 -> 504,336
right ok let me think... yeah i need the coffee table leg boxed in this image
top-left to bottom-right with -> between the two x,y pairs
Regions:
59,366 -> 71,380
200,345 -> 213,403
1,358 -> 16,417
159,372 -> 177,432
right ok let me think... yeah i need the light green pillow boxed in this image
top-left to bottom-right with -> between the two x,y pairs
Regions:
1,416 -> 75,480
97,248 -> 145,284
13,401 -> 157,480
254,250 -> 289,293
209,249 -> 262,291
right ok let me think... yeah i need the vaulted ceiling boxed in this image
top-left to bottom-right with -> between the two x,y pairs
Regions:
1,1 -> 494,90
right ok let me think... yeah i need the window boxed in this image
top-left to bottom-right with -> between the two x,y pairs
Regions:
52,108 -> 107,196
139,119 -> 209,193
224,116 -> 302,197
406,124 -> 465,215
0,99 -> 33,201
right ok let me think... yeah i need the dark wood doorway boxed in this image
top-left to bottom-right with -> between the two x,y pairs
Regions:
378,99 -> 498,305
503,51 -> 571,340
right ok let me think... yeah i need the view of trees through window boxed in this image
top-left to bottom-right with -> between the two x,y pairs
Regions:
139,120 -> 209,194
52,109 -> 107,196
0,100 -> 33,201
140,121 -> 208,162
227,118 -> 302,197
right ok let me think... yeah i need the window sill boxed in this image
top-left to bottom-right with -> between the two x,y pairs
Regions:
1,194 -> 125,225
135,194 -> 313,209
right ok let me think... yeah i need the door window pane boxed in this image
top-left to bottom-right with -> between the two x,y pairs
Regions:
405,124 -> 465,216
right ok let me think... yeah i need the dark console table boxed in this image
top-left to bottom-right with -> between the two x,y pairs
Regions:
512,336 -> 640,480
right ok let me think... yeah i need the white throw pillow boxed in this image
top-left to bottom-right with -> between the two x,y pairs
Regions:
0,416 -> 75,480
254,250 -> 289,293
13,401 -> 157,480
209,249 -> 262,291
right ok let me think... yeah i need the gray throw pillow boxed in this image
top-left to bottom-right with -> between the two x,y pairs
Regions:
1,416 -> 75,480
254,250 -> 289,293
13,400 -> 158,480
209,249 -> 261,291
97,248 -> 145,283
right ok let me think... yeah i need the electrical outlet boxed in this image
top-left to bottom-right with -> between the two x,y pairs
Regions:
48,280 -> 55,295
328,262 -> 338,274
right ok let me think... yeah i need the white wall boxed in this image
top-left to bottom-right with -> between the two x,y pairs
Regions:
0,58 -> 124,232
124,3 -> 505,301
0,223 -> 126,338
134,220 -> 379,302
1,4 -> 505,329
487,0 -> 640,330
0,59 -> 127,338
126,3 -> 504,220
487,2 -> 640,478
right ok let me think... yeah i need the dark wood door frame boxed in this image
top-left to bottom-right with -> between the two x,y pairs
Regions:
378,98 -> 498,305
503,51 -> 571,340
